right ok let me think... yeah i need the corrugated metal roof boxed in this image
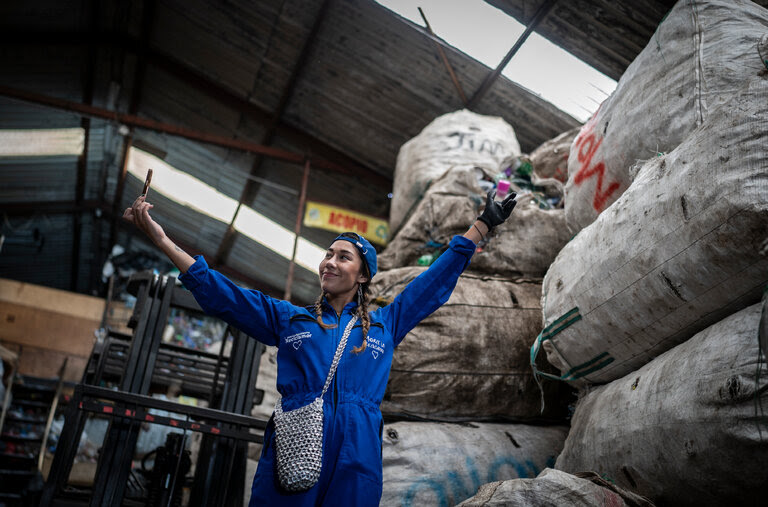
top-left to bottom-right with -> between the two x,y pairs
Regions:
485,0 -> 768,80
0,157 -> 79,202
1,0 -> 707,304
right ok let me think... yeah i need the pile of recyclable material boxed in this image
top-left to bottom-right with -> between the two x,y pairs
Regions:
377,109 -> 575,424
524,2 -> 768,505
378,165 -> 570,278
381,422 -> 568,506
389,109 -> 522,233
456,468 -> 653,507
370,267 -> 569,421
563,0 -> 768,233
555,304 -> 768,505
536,74 -> 768,385
372,109 -> 580,505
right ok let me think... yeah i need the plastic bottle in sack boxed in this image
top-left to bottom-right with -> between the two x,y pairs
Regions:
496,179 -> 511,200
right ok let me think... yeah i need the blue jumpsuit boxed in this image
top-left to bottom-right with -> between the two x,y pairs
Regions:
178,235 -> 476,506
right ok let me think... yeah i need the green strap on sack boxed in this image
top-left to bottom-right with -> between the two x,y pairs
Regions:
530,307 -> 615,383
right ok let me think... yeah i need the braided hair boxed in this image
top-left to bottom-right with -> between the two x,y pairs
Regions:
313,286 -> 370,353
350,280 -> 371,354
313,292 -> 336,330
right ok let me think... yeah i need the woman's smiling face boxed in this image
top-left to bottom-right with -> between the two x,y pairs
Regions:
319,240 -> 368,296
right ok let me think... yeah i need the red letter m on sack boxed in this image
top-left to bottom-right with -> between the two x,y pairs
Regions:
572,125 -> 620,212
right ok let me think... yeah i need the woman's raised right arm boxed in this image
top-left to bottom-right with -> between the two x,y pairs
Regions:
122,195 -> 195,273
122,194 -> 282,345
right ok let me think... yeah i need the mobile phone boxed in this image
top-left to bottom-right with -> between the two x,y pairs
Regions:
142,168 -> 153,196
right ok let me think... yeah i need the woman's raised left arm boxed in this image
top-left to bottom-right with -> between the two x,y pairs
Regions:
381,189 -> 518,345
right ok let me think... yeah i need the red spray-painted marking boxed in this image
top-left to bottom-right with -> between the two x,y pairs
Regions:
572,109 -> 620,212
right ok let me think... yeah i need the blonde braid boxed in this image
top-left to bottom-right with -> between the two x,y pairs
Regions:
314,292 -> 336,330
351,284 -> 370,354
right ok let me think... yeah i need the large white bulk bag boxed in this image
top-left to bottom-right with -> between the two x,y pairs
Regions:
390,109 -> 521,233
379,166 -> 571,278
555,303 -> 768,506
534,74 -> 768,385
370,267 -> 572,421
457,468 -> 653,507
564,0 -> 768,232
382,422 -> 568,507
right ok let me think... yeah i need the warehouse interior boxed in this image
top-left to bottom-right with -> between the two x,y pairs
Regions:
1,0 -> 767,505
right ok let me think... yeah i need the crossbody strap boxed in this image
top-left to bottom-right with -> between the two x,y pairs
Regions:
320,315 -> 358,399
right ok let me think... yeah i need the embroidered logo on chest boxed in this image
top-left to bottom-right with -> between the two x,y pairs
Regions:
368,337 -> 386,359
283,331 -> 312,350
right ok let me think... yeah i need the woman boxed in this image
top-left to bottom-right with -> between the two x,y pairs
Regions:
123,189 -> 516,506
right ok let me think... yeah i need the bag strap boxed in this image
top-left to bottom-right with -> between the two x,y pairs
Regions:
320,315 -> 358,399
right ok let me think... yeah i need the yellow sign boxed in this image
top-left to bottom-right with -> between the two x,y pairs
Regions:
304,201 -> 388,245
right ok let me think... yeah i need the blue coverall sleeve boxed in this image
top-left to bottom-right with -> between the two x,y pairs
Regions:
380,235 -> 475,347
178,255 -> 285,346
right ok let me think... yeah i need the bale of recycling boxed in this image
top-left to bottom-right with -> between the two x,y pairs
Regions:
535,74 -> 768,385
390,109 -> 521,233
456,468 -> 654,507
378,166 -> 570,279
529,127 -> 578,184
370,266 -> 572,421
381,422 -> 568,507
564,0 -> 768,233
555,303 -> 768,506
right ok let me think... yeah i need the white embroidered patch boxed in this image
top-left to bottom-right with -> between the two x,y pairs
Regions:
368,337 -> 385,360
283,331 -> 311,350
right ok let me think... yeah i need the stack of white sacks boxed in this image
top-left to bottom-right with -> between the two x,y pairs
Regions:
370,107 -> 577,507
245,109 -> 576,506
459,0 -> 768,505
246,1 -> 768,504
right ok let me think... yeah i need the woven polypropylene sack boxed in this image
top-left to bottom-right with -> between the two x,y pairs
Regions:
555,303 -> 768,506
564,0 -> 768,233
370,266 -> 573,421
536,74 -> 768,385
381,422 -> 568,507
390,109 -> 521,233
457,469 -> 654,507
379,166 -> 570,278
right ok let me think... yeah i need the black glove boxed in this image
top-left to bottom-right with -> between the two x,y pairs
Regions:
477,189 -> 517,231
